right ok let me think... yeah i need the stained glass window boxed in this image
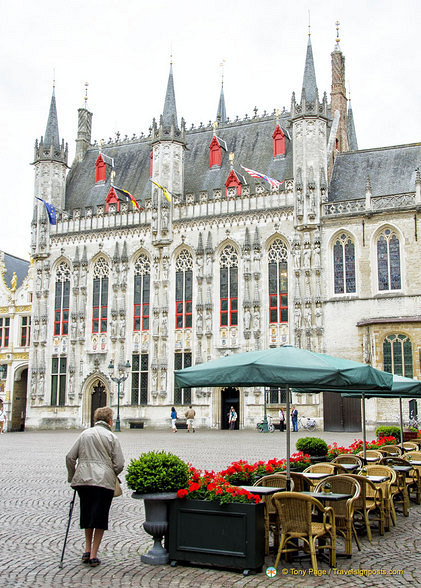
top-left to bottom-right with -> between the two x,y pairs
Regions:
383,334 -> 413,377
175,250 -> 193,329
220,245 -> 238,326
268,239 -> 288,323
377,229 -> 401,291
51,356 -> 66,406
333,234 -> 356,294
131,353 -> 149,405
92,257 -> 109,333
54,261 -> 71,336
134,254 -> 151,331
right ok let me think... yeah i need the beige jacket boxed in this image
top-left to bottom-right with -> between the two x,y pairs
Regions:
184,408 -> 195,419
66,421 -> 124,491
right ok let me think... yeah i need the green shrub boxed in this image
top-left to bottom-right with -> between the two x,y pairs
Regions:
295,437 -> 328,457
375,426 -> 401,442
126,450 -> 190,494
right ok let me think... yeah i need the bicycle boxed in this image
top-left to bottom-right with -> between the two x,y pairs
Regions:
256,415 -> 275,433
407,411 -> 421,430
298,416 -> 316,431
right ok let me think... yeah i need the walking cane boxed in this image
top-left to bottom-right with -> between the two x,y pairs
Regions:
59,490 -> 76,568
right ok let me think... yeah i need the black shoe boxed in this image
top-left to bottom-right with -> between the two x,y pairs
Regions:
82,552 -> 90,563
89,558 -> 101,567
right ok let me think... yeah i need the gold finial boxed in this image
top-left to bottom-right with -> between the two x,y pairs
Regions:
10,272 -> 17,292
99,139 -> 103,153
212,121 -> 218,133
336,20 -> 340,43
308,10 -> 311,36
110,170 -> 116,185
229,152 -> 234,165
275,108 -> 280,123
84,82 -> 89,107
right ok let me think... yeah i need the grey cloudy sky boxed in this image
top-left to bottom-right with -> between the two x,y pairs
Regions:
1,0 -> 420,262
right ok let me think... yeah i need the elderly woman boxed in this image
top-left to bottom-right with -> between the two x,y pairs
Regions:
66,407 -> 124,567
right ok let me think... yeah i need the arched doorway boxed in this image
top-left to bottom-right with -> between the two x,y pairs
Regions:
221,387 -> 240,430
91,380 -> 107,426
11,368 -> 28,431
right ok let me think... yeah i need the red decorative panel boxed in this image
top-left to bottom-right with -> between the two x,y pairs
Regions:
95,154 -> 106,183
209,136 -> 221,167
272,125 -> 285,157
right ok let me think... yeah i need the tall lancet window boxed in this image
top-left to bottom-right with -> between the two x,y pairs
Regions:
333,233 -> 356,294
54,261 -> 71,336
220,245 -> 238,327
377,228 -> 401,291
268,239 -> 288,324
175,250 -> 193,329
92,257 -> 109,333
134,253 -> 151,331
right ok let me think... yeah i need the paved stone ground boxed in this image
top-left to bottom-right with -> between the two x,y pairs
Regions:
1,428 -> 419,587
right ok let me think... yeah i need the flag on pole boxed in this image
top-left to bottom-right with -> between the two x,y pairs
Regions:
36,197 -> 56,225
112,186 -> 141,209
150,179 -> 172,202
240,165 -> 284,189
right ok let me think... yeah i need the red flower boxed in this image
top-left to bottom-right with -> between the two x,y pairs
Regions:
177,489 -> 188,499
188,482 -> 201,492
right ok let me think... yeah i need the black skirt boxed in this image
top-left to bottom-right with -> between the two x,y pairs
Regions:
76,486 -> 114,530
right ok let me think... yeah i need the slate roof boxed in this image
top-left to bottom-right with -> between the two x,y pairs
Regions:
328,143 -> 421,202
65,115 -> 293,210
2,253 -> 30,289
301,37 -> 318,103
44,90 -> 60,149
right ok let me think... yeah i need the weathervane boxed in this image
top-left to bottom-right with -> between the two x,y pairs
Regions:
84,82 -> 89,107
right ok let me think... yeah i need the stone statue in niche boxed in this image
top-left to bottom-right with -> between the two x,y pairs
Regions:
244,308 -> 251,330
303,244 -> 311,269
293,246 -> 301,270
79,317 -> 85,338
253,309 -> 260,331
196,312 -> 203,333
313,245 -> 321,268
294,305 -> 302,328
161,207 -> 169,231
119,315 -> 126,338
315,306 -> 322,329
304,307 -> 312,328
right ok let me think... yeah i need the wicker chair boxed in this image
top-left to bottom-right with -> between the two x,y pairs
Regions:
356,450 -> 383,463
402,442 -> 418,452
364,465 -> 397,530
379,457 -> 411,515
403,452 -> 421,504
272,491 -> 336,572
314,475 -> 361,556
346,474 -> 385,540
379,445 -> 402,457
253,474 -> 293,554
332,455 -> 363,471
303,463 -> 337,489
290,471 -> 313,492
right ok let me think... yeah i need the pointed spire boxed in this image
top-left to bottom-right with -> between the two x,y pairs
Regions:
44,86 -> 60,149
216,82 -> 227,123
347,100 -> 358,150
162,63 -> 178,130
301,36 -> 318,103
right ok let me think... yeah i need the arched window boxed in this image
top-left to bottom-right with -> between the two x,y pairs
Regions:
92,257 -> 109,333
220,245 -> 238,326
383,334 -> 413,377
54,261 -> 71,336
175,250 -> 193,329
134,254 -> 151,331
333,233 -> 356,294
268,239 -> 288,323
377,229 -> 401,291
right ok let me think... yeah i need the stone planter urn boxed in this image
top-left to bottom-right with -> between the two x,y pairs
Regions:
132,491 -> 178,565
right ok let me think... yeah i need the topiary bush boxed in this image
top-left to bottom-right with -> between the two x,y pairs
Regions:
295,437 -> 329,457
126,450 -> 190,494
376,426 -> 401,442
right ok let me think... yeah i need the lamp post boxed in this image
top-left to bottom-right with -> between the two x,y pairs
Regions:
108,359 -> 131,432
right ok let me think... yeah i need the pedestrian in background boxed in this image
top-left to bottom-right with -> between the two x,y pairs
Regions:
171,406 -> 177,432
184,405 -> 196,432
0,399 -> 6,434
291,406 -> 298,432
66,407 -> 124,567
279,408 -> 285,432
228,406 -> 237,430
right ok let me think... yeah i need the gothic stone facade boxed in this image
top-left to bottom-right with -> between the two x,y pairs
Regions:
23,37 -> 421,430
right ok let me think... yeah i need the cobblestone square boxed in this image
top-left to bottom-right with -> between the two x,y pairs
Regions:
1,429 -> 419,587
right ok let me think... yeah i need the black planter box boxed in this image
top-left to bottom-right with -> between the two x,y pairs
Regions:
168,499 -> 264,574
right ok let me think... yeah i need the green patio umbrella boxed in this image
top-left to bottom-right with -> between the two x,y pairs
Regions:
342,374 -> 421,456
175,345 -> 393,485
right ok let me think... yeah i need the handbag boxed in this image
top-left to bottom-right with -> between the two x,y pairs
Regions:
94,428 -> 122,497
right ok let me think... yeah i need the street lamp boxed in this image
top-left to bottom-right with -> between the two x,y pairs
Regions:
108,359 -> 131,432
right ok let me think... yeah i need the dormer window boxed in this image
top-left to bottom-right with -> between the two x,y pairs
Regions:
95,154 -> 106,183
225,170 -> 242,196
272,125 -> 285,158
209,136 -> 221,168
105,186 -> 120,212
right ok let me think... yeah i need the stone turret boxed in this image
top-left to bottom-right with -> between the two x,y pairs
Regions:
151,63 -> 186,246
74,87 -> 93,163
330,23 -> 349,153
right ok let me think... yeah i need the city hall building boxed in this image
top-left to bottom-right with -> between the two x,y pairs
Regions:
4,31 -> 420,431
